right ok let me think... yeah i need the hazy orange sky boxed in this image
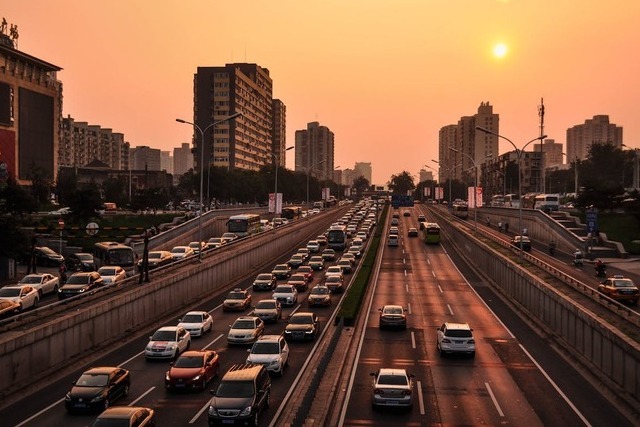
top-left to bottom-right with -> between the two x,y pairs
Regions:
4,1 -> 640,185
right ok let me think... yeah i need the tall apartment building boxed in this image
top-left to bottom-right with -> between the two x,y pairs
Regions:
566,115 -> 623,161
438,102 -> 499,184
533,138 -> 563,169
173,142 -> 193,176
130,146 -> 161,171
160,151 -> 173,174
0,28 -> 62,185
295,121 -> 335,181
193,63 -> 282,173
354,162 -> 372,185
272,99 -> 287,167
60,116 -> 128,170
419,169 -> 434,183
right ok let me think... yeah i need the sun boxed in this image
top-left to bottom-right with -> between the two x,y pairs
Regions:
493,43 -> 508,58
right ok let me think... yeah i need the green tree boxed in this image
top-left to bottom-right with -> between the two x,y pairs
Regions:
66,186 -> 102,222
353,176 -> 370,199
577,143 -> 628,210
0,179 -> 37,216
388,171 -> 415,195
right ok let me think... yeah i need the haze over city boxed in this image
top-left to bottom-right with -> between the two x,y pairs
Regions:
5,0 -> 640,185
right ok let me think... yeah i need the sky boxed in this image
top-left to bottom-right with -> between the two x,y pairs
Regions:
4,1 -> 640,186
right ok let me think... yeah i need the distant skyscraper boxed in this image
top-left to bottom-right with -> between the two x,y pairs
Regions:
272,99 -> 287,167
173,143 -> 193,176
295,122 -> 335,181
354,162 -> 372,185
160,151 -> 173,173
566,115 -> 623,161
131,146 -> 161,171
419,169 -> 434,183
534,139 -> 563,169
194,63 -> 281,172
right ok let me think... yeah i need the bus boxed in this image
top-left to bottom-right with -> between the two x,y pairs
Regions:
281,206 -> 303,221
226,214 -> 262,237
327,225 -> 348,251
452,204 -> 469,219
490,195 -> 505,207
93,242 -> 136,277
534,194 -> 560,213
504,193 -> 520,208
423,223 -> 441,244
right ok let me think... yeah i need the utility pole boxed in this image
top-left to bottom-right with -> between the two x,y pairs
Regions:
538,98 -> 545,193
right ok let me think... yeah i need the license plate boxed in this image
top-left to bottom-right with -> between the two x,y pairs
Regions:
386,400 -> 399,405
222,421 -> 234,424
74,403 -> 87,408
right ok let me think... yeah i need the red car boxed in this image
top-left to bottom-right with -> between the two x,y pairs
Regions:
165,350 -> 219,392
296,265 -> 314,282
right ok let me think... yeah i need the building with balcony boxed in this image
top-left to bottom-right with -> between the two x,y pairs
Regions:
566,115 -> 623,161
294,121 -> 335,181
60,116 -> 128,170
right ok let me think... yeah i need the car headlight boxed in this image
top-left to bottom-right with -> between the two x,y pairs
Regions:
65,393 -> 71,401
239,406 -> 252,416
166,343 -> 177,350
90,394 -> 105,403
165,372 -> 171,381
79,288 -> 86,293
192,375 -> 201,381
208,405 -> 218,416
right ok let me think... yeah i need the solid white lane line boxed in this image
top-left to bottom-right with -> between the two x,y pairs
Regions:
191,400 -> 210,424
485,382 -> 504,417
411,331 -> 416,349
15,398 -> 65,427
202,333 -> 224,350
405,283 -> 409,293
437,285 -> 443,293
129,386 -> 155,406
119,351 -> 146,367
417,380 -> 426,415
407,303 -> 412,314
432,270 -> 436,278
447,304 -> 454,315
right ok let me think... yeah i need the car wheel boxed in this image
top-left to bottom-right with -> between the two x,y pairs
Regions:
186,340 -> 191,350
214,364 -> 220,378
469,351 -> 476,359
53,284 -> 59,293
32,299 -> 38,309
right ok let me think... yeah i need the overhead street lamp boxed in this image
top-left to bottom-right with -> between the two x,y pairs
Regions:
448,148 -> 492,233
271,146 -> 294,217
305,159 -> 326,208
476,126 -> 546,259
432,159 -> 453,208
176,112 -> 243,262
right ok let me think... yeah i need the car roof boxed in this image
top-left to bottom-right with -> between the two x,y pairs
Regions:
156,326 -> 179,332
96,406 -> 149,418
378,368 -> 408,376
444,322 -> 471,330
184,310 -> 207,315
84,366 -> 120,375
256,334 -> 282,342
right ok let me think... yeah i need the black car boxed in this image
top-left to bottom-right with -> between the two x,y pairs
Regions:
58,272 -> 104,300
65,366 -> 130,413
66,252 -> 96,272
208,364 -> 271,426
34,246 -> 65,267
284,312 -> 319,341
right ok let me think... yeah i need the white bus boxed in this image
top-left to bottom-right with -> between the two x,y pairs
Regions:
327,225 -> 348,251
93,242 -> 136,277
226,214 -> 262,237
534,194 -> 560,212
504,194 -> 520,208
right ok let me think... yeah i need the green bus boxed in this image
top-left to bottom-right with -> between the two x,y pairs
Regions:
423,223 -> 441,244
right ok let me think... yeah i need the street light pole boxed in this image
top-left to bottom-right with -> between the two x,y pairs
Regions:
432,159 -> 453,208
176,112 -> 242,262
305,159 -> 326,208
476,126 -> 546,260
271,146 -> 294,217
448,149 -> 491,233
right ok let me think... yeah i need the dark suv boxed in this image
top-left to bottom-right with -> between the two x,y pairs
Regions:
208,364 -> 271,426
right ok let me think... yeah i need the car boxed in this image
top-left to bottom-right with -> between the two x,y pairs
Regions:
389,226 -> 399,235
370,368 -> 415,409
65,366 -> 130,413
272,263 -> 292,280
306,240 -> 321,253
356,231 -> 368,241
336,259 -> 353,274
403,210 -> 411,217
227,316 -> 265,345
287,273 -> 310,292
165,350 -> 219,392
296,247 -> 310,261
188,241 -> 206,255
325,265 -> 344,279
321,248 -> 337,262
206,237 -> 225,250
170,245 -> 195,260
347,245 -> 362,258
0,299 -> 21,319
324,274 -> 344,293
287,254 -> 306,269
253,299 -> 282,323
379,305 -> 407,329
388,235 -> 399,247
597,275 -> 639,305
97,266 -> 127,285
272,284 -> 298,306
436,322 -> 476,357
252,273 -> 277,291
341,253 -> 357,265
246,335 -> 290,376
316,235 -> 328,246
33,246 -> 65,267
145,326 -> 191,360
407,227 -> 418,237
417,214 -> 426,222
222,288 -> 252,312
57,272 -> 104,300
308,256 -> 325,271
221,232 -> 239,243
207,364 -> 271,425
296,265 -> 314,282
65,252 -> 96,272
510,235 -> 531,251
91,407 -> 155,427
18,273 -> 60,296
48,207 -> 72,216
307,285 -> 332,307
178,311 -> 213,337
391,218 -> 399,226
285,312 -> 319,341
138,250 -> 173,270
392,212 -> 400,219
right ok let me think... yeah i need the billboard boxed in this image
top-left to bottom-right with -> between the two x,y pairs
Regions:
268,193 -> 283,214
467,186 -> 484,208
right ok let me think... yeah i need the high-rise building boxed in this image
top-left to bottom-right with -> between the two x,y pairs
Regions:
566,115 -> 623,161
534,138 -> 563,169
130,146 -> 161,171
193,63 -> 281,172
419,169 -> 434,183
160,151 -> 173,173
0,28 -> 62,185
60,116 -> 128,170
295,122 -> 335,181
354,162 -> 372,185
272,99 -> 287,167
173,143 -> 193,176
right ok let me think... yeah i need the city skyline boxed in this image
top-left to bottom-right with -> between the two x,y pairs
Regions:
4,1 -> 639,185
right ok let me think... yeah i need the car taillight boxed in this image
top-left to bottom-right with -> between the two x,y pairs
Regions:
402,390 -> 412,396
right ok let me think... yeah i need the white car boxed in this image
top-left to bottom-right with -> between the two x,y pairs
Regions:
436,322 -> 476,357
188,241 -> 206,255
306,240 -> 321,253
370,368 -> 415,409
170,246 -> 195,260
178,311 -> 213,337
246,335 -> 289,376
18,273 -> 60,296
0,285 -> 39,311
325,265 -> 344,279
227,316 -> 265,345
272,284 -> 298,306
144,326 -> 191,360
97,266 -> 127,285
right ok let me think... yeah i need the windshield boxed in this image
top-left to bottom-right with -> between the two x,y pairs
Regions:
151,330 -> 176,341
227,292 -> 245,300
613,280 -> 634,288
20,276 -> 41,284
107,248 -> 134,265
311,287 -> 329,295
256,300 -> 276,309
290,315 -> 313,324
149,252 -> 162,259
174,355 -> 204,368
232,320 -> 256,329
215,381 -> 254,398
383,307 -> 403,314
378,374 -> 408,386
181,314 -> 203,323
446,329 -> 472,338
0,288 -> 20,297
76,373 -> 109,387
256,274 -> 272,280
77,254 -> 93,261
98,268 -> 117,276
171,248 -> 186,253
274,286 -> 293,293
251,342 -> 279,354
65,275 -> 90,285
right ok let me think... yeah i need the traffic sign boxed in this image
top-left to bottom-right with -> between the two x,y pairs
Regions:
86,222 -> 100,236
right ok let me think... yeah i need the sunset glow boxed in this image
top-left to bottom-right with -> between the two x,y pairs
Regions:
493,43 -> 508,58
